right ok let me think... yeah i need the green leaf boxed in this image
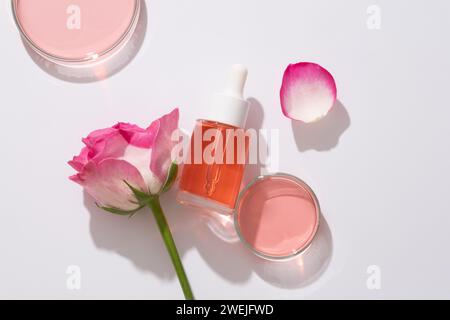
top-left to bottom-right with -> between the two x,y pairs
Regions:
97,203 -> 145,216
160,162 -> 178,194
123,180 -> 151,205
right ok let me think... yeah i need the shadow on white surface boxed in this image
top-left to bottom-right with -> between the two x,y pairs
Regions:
85,186 -> 332,289
194,210 -> 332,289
243,97 -> 266,185
291,100 -> 350,152
85,187 -> 254,284
163,194 -> 255,283
21,0 -> 148,83
85,190 -> 189,279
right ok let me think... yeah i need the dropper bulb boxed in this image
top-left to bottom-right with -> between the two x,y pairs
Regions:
225,64 -> 248,99
208,64 -> 250,128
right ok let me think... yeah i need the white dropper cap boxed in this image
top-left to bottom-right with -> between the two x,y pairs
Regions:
207,64 -> 250,128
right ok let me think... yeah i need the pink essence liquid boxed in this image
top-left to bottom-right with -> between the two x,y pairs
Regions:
13,0 -> 138,61
236,175 -> 319,259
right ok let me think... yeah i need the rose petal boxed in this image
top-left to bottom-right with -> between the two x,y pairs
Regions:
114,122 -> 159,148
82,127 -> 117,148
120,145 -> 161,194
149,108 -> 179,183
73,159 -> 147,211
68,147 -> 90,172
280,62 -> 337,123
69,174 -> 83,184
84,130 -> 129,165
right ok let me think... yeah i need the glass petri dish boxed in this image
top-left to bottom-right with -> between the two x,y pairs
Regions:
235,173 -> 320,260
12,0 -> 140,66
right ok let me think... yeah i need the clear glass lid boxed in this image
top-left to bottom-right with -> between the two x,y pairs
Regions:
235,173 -> 320,260
12,0 -> 140,64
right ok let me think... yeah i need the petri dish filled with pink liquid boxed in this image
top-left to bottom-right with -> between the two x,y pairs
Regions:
12,0 -> 140,66
235,173 -> 320,260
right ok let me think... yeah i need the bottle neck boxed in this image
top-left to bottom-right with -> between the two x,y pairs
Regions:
207,94 -> 249,128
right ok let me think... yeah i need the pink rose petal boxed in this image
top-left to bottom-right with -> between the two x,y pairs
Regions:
68,146 -> 90,172
280,62 -> 337,123
73,159 -> 147,211
84,130 -> 129,165
82,127 -> 117,148
114,122 -> 159,148
150,108 -> 179,183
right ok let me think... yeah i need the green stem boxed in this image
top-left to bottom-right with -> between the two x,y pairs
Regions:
147,196 -> 194,300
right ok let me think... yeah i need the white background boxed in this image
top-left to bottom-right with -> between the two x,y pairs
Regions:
1,0 -> 449,299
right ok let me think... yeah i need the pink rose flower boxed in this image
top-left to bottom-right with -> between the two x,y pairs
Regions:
69,109 -> 179,212
68,108 -> 194,299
